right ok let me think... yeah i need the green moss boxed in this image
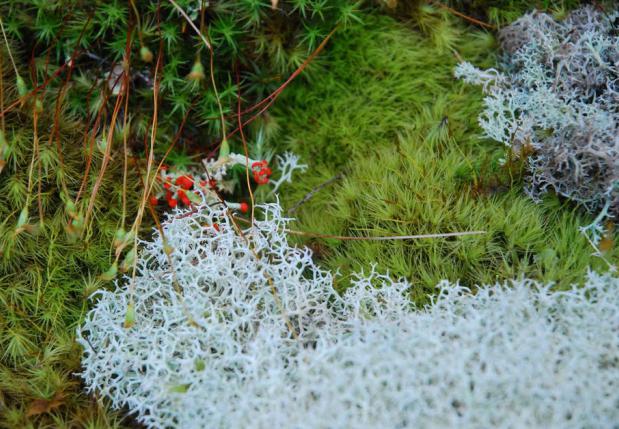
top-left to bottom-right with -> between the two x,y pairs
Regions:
272,12 -> 616,301
0,54 -> 141,427
446,0 -> 583,26
376,2 -> 615,31
0,0 -> 362,148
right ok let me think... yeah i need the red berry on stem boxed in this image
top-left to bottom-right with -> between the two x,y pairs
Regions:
150,196 -> 158,206
240,202 -> 249,213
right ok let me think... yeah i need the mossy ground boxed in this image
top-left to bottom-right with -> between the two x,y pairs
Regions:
1,2 -> 614,427
0,55 -> 141,428
271,10 -> 616,302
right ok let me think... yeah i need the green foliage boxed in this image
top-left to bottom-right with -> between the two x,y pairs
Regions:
0,0 -> 362,152
271,11 -> 616,301
446,0 -> 618,27
376,1 -> 586,26
0,50 -> 141,427
447,0 -> 581,26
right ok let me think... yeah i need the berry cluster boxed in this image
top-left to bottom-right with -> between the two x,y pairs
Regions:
251,160 -> 272,185
149,158 -> 272,213
158,170 -> 197,208
151,168 -> 215,209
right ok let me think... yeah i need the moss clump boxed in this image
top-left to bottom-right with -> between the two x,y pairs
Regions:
0,0 -> 361,146
271,11 -> 615,301
375,1 -> 585,27
0,55 -> 142,427
446,1 -> 582,26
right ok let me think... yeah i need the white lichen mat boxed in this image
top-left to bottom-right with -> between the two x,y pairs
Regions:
455,6 -> 619,220
78,202 -> 619,428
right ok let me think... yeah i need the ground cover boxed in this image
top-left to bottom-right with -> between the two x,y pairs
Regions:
0,1 -> 615,427
271,11 -> 616,302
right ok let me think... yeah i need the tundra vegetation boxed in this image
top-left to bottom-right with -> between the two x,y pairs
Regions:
0,1 -> 616,427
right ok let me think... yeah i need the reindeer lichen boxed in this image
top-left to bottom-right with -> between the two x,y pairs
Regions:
456,6 -> 619,222
79,201 -> 619,428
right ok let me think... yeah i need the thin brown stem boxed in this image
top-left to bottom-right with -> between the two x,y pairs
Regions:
288,173 -> 343,215
284,229 -> 487,241
432,1 -> 496,29
206,25 -> 338,158
236,65 -> 256,225
168,0 -> 227,146
0,17 -> 19,77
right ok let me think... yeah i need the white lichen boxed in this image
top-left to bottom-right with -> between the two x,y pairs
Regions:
455,6 -> 619,223
78,201 -> 619,428
269,151 -> 308,195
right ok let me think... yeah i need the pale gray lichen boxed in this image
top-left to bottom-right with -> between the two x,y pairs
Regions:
455,6 -> 619,218
78,201 -> 619,428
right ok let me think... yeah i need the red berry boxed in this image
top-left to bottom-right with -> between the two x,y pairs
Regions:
254,173 -> 269,185
213,223 -> 220,232
178,190 -> 190,206
175,175 -> 193,190
166,190 -> 173,200
149,196 -> 158,206
164,182 -> 171,190
240,202 -> 249,213
168,198 -> 178,208
208,179 -> 217,189
251,160 -> 272,185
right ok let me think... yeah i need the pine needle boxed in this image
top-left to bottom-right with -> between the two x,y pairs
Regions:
284,229 -> 486,240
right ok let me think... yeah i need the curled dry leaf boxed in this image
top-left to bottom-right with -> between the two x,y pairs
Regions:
26,392 -> 65,417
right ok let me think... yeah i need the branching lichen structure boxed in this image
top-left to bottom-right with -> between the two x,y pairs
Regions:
79,201 -> 619,428
456,6 -> 619,218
